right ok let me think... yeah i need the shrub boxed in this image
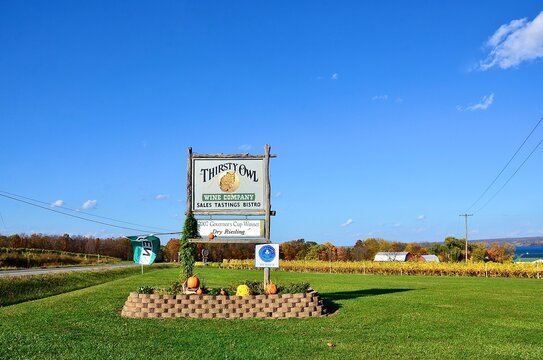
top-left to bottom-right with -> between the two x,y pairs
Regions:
167,281 -> 184,295
179,214 -> 197,281
207,287 -> 222,296
279,282 -> 311,294
137,286 -> 154,294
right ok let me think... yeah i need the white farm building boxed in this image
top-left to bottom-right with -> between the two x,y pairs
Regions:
419,254 -> 440,262
374,252 -> 413,262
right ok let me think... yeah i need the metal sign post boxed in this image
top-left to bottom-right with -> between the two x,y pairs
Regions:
263,144 -> 272,286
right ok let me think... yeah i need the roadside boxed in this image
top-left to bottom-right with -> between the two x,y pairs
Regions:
0,264 -> 176,306
0,263 -> 139,278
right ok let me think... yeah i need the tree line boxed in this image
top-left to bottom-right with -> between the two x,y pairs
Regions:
0,233 -> 134,261
278,237 -> 515,263
0,233 -> 516,264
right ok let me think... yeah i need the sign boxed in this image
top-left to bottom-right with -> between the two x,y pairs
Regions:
255,244 -> 279,268
127,236 -> 160,265
197,219 -> 265,238
192,158 -> 265,213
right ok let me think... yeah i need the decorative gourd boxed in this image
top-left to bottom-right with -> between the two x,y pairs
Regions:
196,288 -> 203,295
187,276 -> 200,289
236,284 -> 251,297
266,282 -> 278,295
220,288 -> 227,296
208,233 -> 215,240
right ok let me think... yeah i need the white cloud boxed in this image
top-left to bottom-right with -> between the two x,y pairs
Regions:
274,192 -> 282,198
155,194 -> 168,201
457,93 -> 494,111
372,95 -> 388,101
341,218 -> 353,227
417,215 -> 426,221
238,144 -> 252,152
480,11 -> 543,70
81,200 -> 97,210
51,200 -> 64,207
331,73 -> 339,80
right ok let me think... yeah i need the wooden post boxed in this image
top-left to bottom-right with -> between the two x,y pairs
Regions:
186,147 -> 193,216
263,144 -> 271,286
459,214 -> 473,262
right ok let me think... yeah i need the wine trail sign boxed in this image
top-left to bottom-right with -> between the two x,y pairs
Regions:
185,145 -> 276,284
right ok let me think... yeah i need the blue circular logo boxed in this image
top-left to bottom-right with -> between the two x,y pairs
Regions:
259,245 -> 276,262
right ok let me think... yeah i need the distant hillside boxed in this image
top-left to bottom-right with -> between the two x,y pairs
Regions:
471,236 -> 543,246
410,237 -> 543,248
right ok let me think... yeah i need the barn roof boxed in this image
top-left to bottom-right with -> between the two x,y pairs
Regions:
420,255 -> 440,262
374,252 -> 411,262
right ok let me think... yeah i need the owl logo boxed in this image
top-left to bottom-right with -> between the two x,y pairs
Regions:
219,171 -> 240,192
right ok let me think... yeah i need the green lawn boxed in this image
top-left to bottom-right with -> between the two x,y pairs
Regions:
0,264 -> 172,306
1,267 -> 542,359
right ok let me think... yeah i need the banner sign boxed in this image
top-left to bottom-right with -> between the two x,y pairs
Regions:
127,236 -> 160,265
192,158 -> 265,213
255,244 -> 279,268
197,219 -> 264,238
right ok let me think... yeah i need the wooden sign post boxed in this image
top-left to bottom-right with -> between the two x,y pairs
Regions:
186,145 -> 275,286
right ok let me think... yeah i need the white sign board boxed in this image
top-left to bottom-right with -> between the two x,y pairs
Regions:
198,219 -> 264,238
192,158 -> 265,213
255,244 -> 279,268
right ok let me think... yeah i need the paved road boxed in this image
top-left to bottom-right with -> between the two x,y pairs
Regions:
0,263 -> 140,278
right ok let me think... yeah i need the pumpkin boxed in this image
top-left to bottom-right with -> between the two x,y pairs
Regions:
220,288 -> 227,296
187,276 -> 200,289
266,282 -> 278,295
208,233 -> 215,240
196,288 -> 203,295
236,284 -> 251,297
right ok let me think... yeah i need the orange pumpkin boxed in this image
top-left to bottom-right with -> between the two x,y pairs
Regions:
266,282 -> 278,295
196,288 -> 203,295
187,276 -> 200,289
208,233 -> 215,240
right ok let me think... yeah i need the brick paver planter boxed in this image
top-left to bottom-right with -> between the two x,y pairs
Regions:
121,290 -> 327,319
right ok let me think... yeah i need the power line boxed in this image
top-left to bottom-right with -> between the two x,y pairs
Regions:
0,190 -> 177,233
0,192 -> 175,233
474,135 -> 543,213
466,117 -> 543,212
0,211 -> 7,231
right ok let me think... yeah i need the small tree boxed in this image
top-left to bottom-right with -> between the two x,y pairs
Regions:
179,214 -> 198,281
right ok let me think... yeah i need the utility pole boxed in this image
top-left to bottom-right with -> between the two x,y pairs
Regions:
459,214 -> 473,262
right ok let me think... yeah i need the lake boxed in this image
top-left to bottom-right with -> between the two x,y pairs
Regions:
515,246 -> 543,260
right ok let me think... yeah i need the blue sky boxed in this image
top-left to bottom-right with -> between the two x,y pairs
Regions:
1,1 -> 543,245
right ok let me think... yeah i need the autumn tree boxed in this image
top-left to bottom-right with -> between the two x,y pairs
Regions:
164,239 -> 181,262
470,242 -> 487,262
404,243 -> 428,257
337,246 -> 353,261
305,244 -> 327,260
487,242 -> 515,263
352,238 -> 383,261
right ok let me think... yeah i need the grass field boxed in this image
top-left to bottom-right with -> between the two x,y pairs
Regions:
1,267 -> 542,359
0,264 -> 172,306
0,247 -> 121,269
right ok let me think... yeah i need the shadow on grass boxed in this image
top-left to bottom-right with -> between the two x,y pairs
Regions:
321,288 -> 415,315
